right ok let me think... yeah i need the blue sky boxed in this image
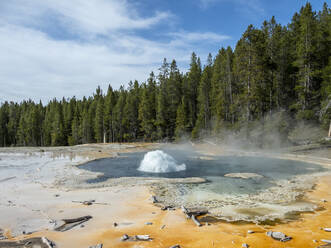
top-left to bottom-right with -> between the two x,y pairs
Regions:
0,0 -> 329,103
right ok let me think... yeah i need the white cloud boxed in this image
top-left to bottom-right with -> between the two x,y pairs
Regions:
170,31 -> 230,44
1,0 -> 171,34
0,0 -> 230,103
198,0 -> 265,16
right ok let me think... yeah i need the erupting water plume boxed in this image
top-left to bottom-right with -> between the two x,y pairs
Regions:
138,150 -> 186,173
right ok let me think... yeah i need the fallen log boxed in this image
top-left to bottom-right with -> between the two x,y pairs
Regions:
0,237 -> 56,248
120,234 -> 129,241
181,206 -> 208,227
189,210 -> 208,217
54,216 -> 92,232
42,237 -> 55,248
89,244 -> 103,248
62,216 -> 92,224
151,196 -> 158,203
181,206 -> 190,219
181,206 -> 208,218
120,234 -> 152,242
191,215 -> 202,227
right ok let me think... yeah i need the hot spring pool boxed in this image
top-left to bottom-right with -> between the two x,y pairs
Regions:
80,148 -> 328,222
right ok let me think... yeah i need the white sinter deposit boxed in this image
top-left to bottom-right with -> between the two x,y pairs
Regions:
138,150 -> 186,173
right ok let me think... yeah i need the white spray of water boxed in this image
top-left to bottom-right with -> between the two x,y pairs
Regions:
138,150 -> 186,173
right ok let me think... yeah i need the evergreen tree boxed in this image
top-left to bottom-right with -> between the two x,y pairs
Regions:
94,96 -> 104,143
113,86 -> 127,142
139,72 -> 157,140
175,96 -> 188,139
193,53 -> 213,138
294,3 -> 320,120
156,58 -> 169,140
104,85 -> 116,142
0,2 -> 329,146
186,53 -> 201,131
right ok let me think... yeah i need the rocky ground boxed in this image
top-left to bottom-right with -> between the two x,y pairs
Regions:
0,142 -> 330,248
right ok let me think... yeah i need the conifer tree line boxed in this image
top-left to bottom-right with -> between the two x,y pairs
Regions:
0,2 -> 330,147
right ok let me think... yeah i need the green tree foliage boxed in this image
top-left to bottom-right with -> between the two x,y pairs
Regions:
293,3 -> 321,120
139,72 -> 157,140
0,2 -> 329,147
186,53 -> 202,131
193,54 -> 213,138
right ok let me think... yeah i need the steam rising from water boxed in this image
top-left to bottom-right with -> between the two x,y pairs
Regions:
138,150 -> 186,173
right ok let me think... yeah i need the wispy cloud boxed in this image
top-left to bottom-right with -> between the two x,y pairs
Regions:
198,0 -> 265,17
170,31 -> 230,44
0,0 -> 229,103
1,0 -> 171,35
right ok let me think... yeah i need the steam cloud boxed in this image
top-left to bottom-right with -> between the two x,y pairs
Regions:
138,150 -> 186,173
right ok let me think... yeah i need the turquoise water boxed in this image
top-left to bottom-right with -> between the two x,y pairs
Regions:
80,148 -> 325,195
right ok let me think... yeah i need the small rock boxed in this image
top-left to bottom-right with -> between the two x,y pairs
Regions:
80,224 -> 85,228
160,225 -> 166,230
120,234 -> 129,241
321,239 -> 331,244
89,244 -> 103,248
145,222 -> 153,225
54,194 -> 60,197
169,245 -> 180,248
113,222 -> 118,227
266,231 -> 292,242
324,228 -> 331,232
135,235 -> 151,241
321,199 -> 327,203
152,212 -> 156,214
247,230 -> 254,234
313,240 -> 318,243
242,244 -> 249,248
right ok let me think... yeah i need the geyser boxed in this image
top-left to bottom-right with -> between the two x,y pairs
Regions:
138,150 -> 186,173
81,147 -> 327,223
